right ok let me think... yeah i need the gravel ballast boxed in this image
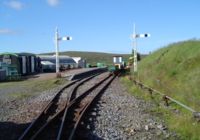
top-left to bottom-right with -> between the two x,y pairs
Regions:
83,77 -> 178,140
0,74 -> 179,140
0,80 -> 71,140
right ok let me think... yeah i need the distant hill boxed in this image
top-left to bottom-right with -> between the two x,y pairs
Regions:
42,51 -> 131,65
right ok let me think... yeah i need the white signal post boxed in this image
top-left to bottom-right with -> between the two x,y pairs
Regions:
55,27 -> 72,77
133,24 -> 137,73
132,24 -> 150,73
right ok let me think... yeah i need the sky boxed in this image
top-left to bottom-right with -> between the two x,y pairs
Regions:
0,0 -> 200,54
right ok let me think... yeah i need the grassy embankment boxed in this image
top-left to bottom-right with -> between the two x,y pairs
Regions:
122,40 -> 200,140
43,51 -> 131,65
0,78 -> 67,100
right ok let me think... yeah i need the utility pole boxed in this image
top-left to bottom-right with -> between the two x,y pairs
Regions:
55,27 -> 72,78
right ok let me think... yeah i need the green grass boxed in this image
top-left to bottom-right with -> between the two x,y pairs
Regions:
0,78 -> 67,100
137,40 -> 200,111
27,79 -> 66,93
121,76 -> 200,140
122,39 -> 200,140
42,51 -> 131,65
9,92 -> 32,99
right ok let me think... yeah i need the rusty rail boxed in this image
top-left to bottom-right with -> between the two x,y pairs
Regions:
68,75 -> 116,140
18,73 -> 100,140
30,74 -> 101,140
24,73 -> 111,140
56,74 -> 112,140
18,80 -> 78,140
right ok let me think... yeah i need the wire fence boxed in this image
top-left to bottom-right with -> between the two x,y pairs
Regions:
128,76 -> 200,120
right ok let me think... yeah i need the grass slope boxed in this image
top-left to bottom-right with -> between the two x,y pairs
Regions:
43,51 -> 131,65
138,40 -> 200,111
127,40 -> 200,139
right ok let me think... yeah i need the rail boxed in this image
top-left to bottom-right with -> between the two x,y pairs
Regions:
19,73 -> 113,140
18,80 -> 78,140
18,73 -> 100,140
68,75 -> 116,140
56,74 -> 112,140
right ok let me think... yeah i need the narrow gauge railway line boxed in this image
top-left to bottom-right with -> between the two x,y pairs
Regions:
65,74 -> 116,140
18,73 -> 101,140
19,72 -> 115,140
57,74 -> 115,140
29,73 -> 113,140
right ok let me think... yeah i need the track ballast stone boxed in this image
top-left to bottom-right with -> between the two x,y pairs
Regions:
85,77 -> 178,140
0,83 -> 67,140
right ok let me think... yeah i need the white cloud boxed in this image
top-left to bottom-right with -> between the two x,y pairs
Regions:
5,0 -> 24,10
47,0 -> 59,7
0,29 -> 17,35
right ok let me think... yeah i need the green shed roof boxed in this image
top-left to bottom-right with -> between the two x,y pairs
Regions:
0,52 -> 37,57
0,52 -> 18,57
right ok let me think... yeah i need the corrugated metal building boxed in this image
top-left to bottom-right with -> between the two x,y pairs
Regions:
18,53 -> 40,75
38,55 -> 77,72
0,52 -> 40,79
0,53 -> 21,78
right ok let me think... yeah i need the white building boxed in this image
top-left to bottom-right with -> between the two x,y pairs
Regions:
72,57 -> 86,68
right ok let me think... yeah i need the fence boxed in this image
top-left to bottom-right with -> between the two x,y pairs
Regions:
128,76 -> 200,120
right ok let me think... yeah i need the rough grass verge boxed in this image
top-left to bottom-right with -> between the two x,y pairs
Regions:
121,76 -> 200,140
0,78 -> 67,100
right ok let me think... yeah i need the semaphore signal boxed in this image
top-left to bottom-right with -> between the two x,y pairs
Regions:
55,27 -> 72,77
131,24 -> 150,73
134,33 -> 151,38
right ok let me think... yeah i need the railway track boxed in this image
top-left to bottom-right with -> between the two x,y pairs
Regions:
18,72 -> 116,140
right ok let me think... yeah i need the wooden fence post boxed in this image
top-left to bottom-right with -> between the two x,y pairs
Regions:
163,95 -> 169,106
148,88 -> 153,98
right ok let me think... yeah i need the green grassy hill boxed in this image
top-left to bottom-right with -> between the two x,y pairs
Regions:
43,51 -> 131,65
128,40 -> 200,139
138,40 -> 200,111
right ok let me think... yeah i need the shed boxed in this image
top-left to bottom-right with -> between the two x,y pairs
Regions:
41,61 -> 56,72
72,57 -> 86,68
0,69 -> 6,81
0,52 -> 40,76
0,52 -> 20,76
38,55 -> 77,71
18,53 -> 38,75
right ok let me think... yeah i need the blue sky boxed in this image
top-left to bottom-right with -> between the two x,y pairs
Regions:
0,0 -> 200,54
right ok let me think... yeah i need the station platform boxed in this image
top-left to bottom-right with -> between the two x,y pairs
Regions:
63,67 -> 107,80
